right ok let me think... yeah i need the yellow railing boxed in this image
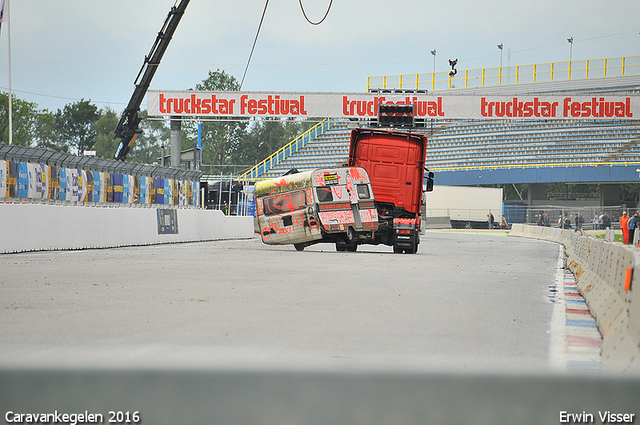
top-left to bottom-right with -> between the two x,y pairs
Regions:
239,118 -> 336,181
367,56 -> 640,91
430,161 -> 640,173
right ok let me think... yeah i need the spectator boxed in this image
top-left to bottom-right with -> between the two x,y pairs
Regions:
629,213 -> 637,246
620,212 -> 630,244
603,212 -> 611,230
501,215 -> 508,229
598,212 -> 605,230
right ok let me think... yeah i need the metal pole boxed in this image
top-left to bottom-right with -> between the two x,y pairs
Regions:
6,0 -> 12,145
170,116 -> 181,168
228,175 -> 233,215
497,44 -> 503,84
218,177 -> 222,211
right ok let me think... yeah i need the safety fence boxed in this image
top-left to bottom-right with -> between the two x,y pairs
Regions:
367,55 -> 640,91
510,224 -> 640,372
503,205 -> 629,230
0,144 -> 201,207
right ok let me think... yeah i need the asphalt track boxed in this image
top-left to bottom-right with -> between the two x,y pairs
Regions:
0,230 -> 561,371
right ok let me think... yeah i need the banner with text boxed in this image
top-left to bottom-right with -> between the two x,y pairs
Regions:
147,90 -> 639,120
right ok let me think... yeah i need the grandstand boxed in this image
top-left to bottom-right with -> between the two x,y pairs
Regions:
239,56 -> 640,192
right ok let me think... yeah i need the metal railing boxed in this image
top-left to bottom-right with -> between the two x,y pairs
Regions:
239,118 -> 337,181
430,160 -> 640,173
367,56 -> 640,91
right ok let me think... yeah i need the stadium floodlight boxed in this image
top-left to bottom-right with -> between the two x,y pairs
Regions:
567,37 -> 574,62
430,49 -> 436,74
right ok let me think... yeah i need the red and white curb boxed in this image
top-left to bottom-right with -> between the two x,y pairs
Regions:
549,247 -> 603,372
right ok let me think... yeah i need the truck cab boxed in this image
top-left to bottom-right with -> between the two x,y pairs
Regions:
348,128 -> 431,254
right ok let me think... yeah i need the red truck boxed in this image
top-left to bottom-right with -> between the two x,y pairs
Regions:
347,128 -> 433,254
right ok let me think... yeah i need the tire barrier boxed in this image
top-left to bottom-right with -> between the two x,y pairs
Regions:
510,224 -> 640,372
1,145 -> 201,207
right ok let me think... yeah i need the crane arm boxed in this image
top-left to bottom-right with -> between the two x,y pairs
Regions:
114,0 -> 190,161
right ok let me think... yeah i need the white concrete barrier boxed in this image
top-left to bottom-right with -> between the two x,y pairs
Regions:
0,203 -> 254,253
1,367 -> 639,425
509,225 -> 640,372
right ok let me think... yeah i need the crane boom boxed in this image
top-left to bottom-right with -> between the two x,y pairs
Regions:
114,0 -> 190,161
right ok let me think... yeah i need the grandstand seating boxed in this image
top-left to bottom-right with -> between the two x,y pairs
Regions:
243,67 -> 640,181
257,120 -> 352,179
255,116 -> 640,180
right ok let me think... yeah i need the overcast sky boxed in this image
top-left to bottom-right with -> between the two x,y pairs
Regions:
0,0 -> 639,112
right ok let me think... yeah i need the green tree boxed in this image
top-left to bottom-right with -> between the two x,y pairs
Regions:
234,118 -> 314,168
92,107 -> 120,159
55,99 -> 100,154
128,110 -> 169,164
33,110 -> 66,152
0,92 -> 39,146
183,70 -> 249,174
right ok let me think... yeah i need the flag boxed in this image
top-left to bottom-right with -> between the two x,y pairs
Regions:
0,0 -> 5,32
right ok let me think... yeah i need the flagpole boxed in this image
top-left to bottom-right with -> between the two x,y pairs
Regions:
7,0 -> 11,145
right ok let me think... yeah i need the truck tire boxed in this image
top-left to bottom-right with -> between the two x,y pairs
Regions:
294,243 -> 305,251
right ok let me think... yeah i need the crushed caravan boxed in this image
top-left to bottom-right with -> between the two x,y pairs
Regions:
254,167 -> 378,251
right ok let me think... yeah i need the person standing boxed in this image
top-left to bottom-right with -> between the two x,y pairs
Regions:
620,212 -> 630,244
629,213 -> 636,246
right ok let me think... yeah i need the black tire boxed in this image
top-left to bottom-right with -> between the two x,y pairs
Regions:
336,244 -> 346,252
393,244 -> 403,254
346,227 -> 355,242
294,243 -> 305,251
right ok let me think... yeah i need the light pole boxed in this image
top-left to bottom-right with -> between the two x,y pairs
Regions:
567,37 -> 574,79
497,44 -> 503,84
430,49 -> 436,89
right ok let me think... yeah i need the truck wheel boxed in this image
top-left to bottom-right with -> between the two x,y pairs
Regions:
336,243 -> 346,252
294,243 -> 305,251
393,244 -> 403,254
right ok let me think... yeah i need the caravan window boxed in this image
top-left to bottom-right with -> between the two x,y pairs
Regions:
316,187 -> 333,202
357,184 -> 370,199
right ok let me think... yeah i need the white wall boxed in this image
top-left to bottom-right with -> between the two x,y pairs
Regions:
0,204 -> 254,253
425,185 -> 503,221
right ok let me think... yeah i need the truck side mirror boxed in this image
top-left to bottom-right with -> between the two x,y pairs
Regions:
425,171 -> 434,192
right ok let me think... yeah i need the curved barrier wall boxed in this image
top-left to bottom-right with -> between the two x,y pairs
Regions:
0,203 -> 255,253
510,224 -> 640,372
0,145 -> 255,253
